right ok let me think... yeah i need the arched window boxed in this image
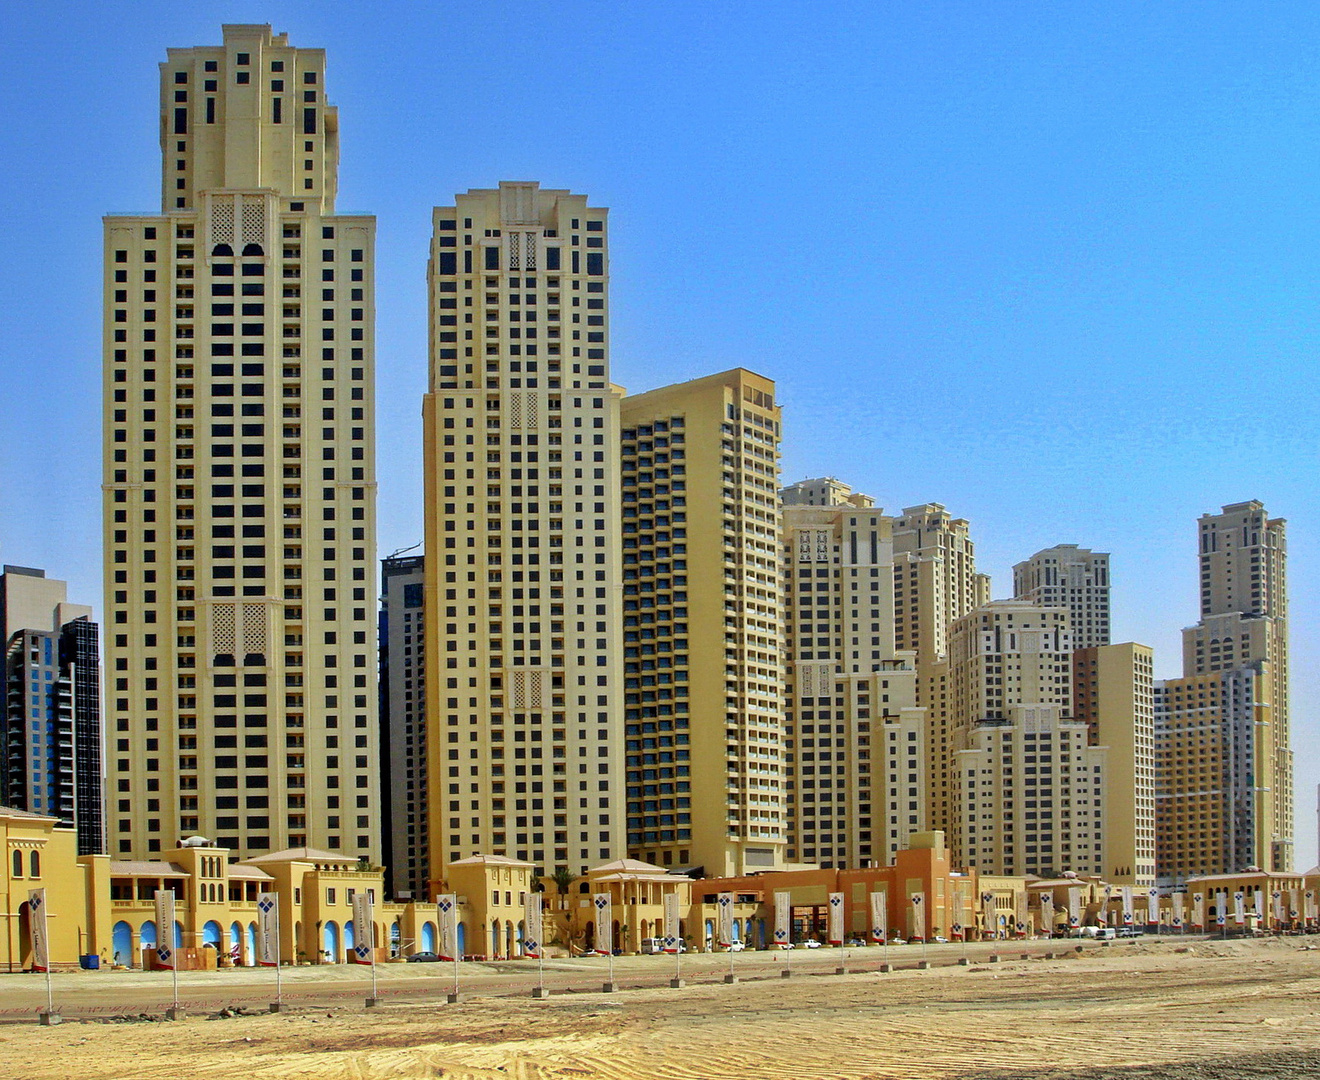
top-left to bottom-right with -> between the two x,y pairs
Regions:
11,850 -> 21,877
241,243 -> 264,257
29,851 -> 39,878
212,243 -> 233,257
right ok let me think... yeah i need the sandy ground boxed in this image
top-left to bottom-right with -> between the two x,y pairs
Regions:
0,937 -> 1317,1079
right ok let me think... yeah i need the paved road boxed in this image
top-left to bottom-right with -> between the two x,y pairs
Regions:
0,936 -> 1175,1021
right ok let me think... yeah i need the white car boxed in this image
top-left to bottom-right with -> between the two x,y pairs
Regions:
797,939 -> 822,949
725,941 -> 746,952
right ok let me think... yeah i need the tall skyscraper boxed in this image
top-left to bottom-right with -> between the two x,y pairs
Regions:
780,486 -> 923,869
1073,643 -> 1155,885
102,25 -> 379,860
890,505 -> 989,837
948,599 -> 1105,877
379,554 -> 427,899
423,182 -> 625,889
1013,544 -> 1111,650
1182,501 -> 1291,870
1155,500 -> 1291,879
1,566 -> 104,855
620,369 -> 784,875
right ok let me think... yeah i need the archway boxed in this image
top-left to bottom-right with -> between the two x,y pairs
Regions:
112,921 -> 133,967
323,921 -> 340,963
390,920 -> 401,958
730,920 -> 741,943
490,919 -> 501,958
173,921 -> 184,949
704,918 -> 714,949
202,920 -> 223,952
421,921 -> 437,953
612,919 -> 621,954
17,903 -> 31,968
229,921 -> 243,964
506,919 -> 515,958
456,921 -> 467,956
246,922 -> 257,965
584,920 -> 596,952
344,918 -> 356,960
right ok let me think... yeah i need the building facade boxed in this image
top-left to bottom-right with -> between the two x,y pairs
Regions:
1012,544 -> 1111,649
781,489 -> 924,869
379,554 -> 427,899
1180,501 -> 1291,871
1073,643 -> 1154,885
1,566 -> 103,855
890,506 -> 989,838
422,182 -> 625,889
620,369 -> 784,876
102,25 -> 379,860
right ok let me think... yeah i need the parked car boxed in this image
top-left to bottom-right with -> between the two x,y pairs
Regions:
933,936 -> 949,944
1118,927 -> 1142,938
797,939 -> 822,949
775,942 -> 794,950
725,941 -> 746,952
406,951 -> 440,963
845,938 -> 868,948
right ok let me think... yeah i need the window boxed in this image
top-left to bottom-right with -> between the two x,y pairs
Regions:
29,851 -> 39,878
11,850 -> 20,877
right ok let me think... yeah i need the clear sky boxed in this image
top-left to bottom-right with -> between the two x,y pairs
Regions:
2,2 -> 1317,866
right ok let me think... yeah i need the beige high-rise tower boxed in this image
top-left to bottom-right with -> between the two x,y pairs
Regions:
891,506 -> 989,837
1013,545 -> 1111,650
102,25 -> 379,860
780,482 -> 924,869
620,370 -> 784,876
423,183 -> 625,889
1156,500 -> 1291,879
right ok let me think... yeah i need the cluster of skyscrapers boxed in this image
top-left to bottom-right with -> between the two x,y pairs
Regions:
1,27 -> 1294,904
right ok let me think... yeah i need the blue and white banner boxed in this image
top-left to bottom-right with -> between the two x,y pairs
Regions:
1171,892 -> 1184,928
664,891 -> 682,952
257,891 -> 279,966
154,889 -> 176,969
717,892 -> 735,948
352,891 -> 374,963
1067,887 -> 1081,928
910,892 -> 926,940
523,892 -> 542,958
869,890 -> 887,943
1121,886 -> 1133,926
437,894 -> 458,961
28,889 -> 49,973
775,890 -> 792,945
594,893 -> 612,955
827,892 -> 844,945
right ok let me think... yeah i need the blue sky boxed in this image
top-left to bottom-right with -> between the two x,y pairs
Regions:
2,2 -> 1317,865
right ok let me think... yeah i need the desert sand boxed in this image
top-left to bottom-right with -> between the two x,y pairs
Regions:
0,937 -> 1317,1079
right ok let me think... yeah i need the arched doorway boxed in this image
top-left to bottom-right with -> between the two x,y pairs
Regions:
203,920 -> 223,951
456,921 -> 467,956
229,921 -> 243,964
112,921 -> 133,967
323,921 -> 340,963
344,919 -> 356,960
17,903 -> 31,969
246,922 -> 257,965
584,921 -> 595,952
490,919 -> 501,958
421,922 -> 437,953
506,920 -> 515,958
704,918 -> 714,950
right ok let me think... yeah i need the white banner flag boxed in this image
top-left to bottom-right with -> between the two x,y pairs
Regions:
1014,890 -> 1028,936
910,892 -> 926,940
1306,890 -> 1316,925
869,890 -> 887,943
1039,893 -> 1053,936
1147,887 -> 1159,925
437,894 -> 458,961
717,892 -> 735,947
827,892 -> 844,945
1067,886 -> 1081,927
523,892 -> 542,957
663,891 -> 682,952
1121,886 -> 1133,926
774,890 -> 792,946
257,892 -> 279,966
28,889 -> 49,973
352,890 -> 374,963
155,889 -> 176,969
594,893 -> 612,955
951,881 -> 966,939
1253,889 -> 1264,922
1272,891 -> 1284,926
1233,891 -> 1245,925
1216,891 -> 1227,927
1171,892 -> 1184,927
1193,892 -> 1205,928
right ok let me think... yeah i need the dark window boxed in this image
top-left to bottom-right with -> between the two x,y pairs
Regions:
586,253 -> 603,276
485,247 -> 500,271
206,98 -> 215,124
273,98 -> 282,124
438,252 -> 457,275
174,108 -> 188,135
303,108 -> 317,134
546,247 -> 560,271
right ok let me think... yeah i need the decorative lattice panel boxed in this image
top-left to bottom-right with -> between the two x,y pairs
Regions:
512,670 -> 545,710
507,231 -> 521,271
508,395 -> 522,429
210,199 -> 235,246
240,199 -> 266,248
241,603 -> 267,655
211,604 -> 236,656
522,231 -> 537,270
523,392 -> 537,429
